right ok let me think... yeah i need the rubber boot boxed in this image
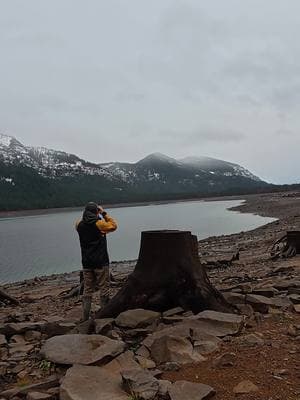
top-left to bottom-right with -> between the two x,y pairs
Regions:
82,296 -> 92,321
100,295 -> 109,308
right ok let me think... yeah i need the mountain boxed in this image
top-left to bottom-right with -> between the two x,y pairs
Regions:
0,134 -> 270,211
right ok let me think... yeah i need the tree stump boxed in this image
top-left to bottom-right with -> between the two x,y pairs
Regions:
96,230 -> 232,318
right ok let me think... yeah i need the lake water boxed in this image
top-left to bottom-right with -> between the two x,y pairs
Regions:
0,200 -> 275,284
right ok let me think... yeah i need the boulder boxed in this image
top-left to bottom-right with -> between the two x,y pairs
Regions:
168,380 -> 215,400
41,334 -> 125,365
150,335 -> 205,365
192,310 -> 244,336
60,365 -> 128,400
233,380 -> 259,394
121,369 -> 159,400
115,309 -> 160,329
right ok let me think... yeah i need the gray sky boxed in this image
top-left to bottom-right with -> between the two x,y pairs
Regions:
1,0 -> 300,184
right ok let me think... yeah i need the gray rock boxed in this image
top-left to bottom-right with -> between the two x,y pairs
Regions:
158,380 -> 172,397
103,351 -> 141,375
136,345 -> 150,358
94,318 -> 114,335
121,369 -> 159,400
233,380 -> 258,394
162,307 -> 184,317
289,294 -> 300,304
222,292 -> 245,305
60,365 -> 128,400
168,380 -> 215,400
213,352 -> 236,367
43,322 -> 76,338
252,287 -> 278,297
41,334 -> 125,365
0,322 -> 46,336
151,335 -> 205,365
245,294 -> 273,313
115,309 -> 160,329
236,333 -> 264,346
136,356 -> 156,369
192,310 -> 244,336
194,340 -> 219,355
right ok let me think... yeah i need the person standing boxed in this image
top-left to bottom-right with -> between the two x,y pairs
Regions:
76,202 -> 117,321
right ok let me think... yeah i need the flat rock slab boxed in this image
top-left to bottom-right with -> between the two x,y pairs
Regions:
191,310 -> 244,336
41,334 -> 125,365
115,309 -> 160,329
151,335 -> 205,365
60,365 -> 128,400
168,380 -> 215,400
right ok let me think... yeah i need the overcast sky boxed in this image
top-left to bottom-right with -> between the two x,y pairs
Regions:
1,1 -> 300,184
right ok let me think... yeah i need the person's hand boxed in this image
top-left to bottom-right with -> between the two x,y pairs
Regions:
97,205 -> 104,214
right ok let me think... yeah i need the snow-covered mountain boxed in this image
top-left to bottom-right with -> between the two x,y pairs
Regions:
0,133 -> 115,179
0,134 -> 269,211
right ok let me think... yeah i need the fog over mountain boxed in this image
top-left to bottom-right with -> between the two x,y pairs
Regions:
1,1 -> 300,184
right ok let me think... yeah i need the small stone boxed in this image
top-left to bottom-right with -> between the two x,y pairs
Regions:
158,379 -> 172,397
136,356 -> 156,369
294,304 -> 300,313
236,333 -> 264,346
193,340 -> 219,355
24,331 -> 42,342
94,318 -> 114,335
10,335 -> 26,344
136,345 -> 150,358
161,362 -> 181,371
213,352 -> 236,367
168,380 -> 216,400
233,380 -> 258,394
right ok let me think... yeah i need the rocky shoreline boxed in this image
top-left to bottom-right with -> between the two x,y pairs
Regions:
1,191 -> 300,399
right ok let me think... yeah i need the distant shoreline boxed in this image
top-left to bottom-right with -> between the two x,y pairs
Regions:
0,194 -> 249,219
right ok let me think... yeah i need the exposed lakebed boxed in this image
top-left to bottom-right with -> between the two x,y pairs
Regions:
0,199 -> 275,283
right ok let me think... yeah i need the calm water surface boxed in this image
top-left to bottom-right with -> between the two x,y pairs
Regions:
0,200 -> 275,283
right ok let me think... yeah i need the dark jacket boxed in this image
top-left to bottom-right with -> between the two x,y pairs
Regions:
76,212 -> 117,269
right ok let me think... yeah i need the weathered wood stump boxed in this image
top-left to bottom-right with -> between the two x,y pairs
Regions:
0,288 -> 19,305
96,230 -> 232,318
270,231 -> 300,259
